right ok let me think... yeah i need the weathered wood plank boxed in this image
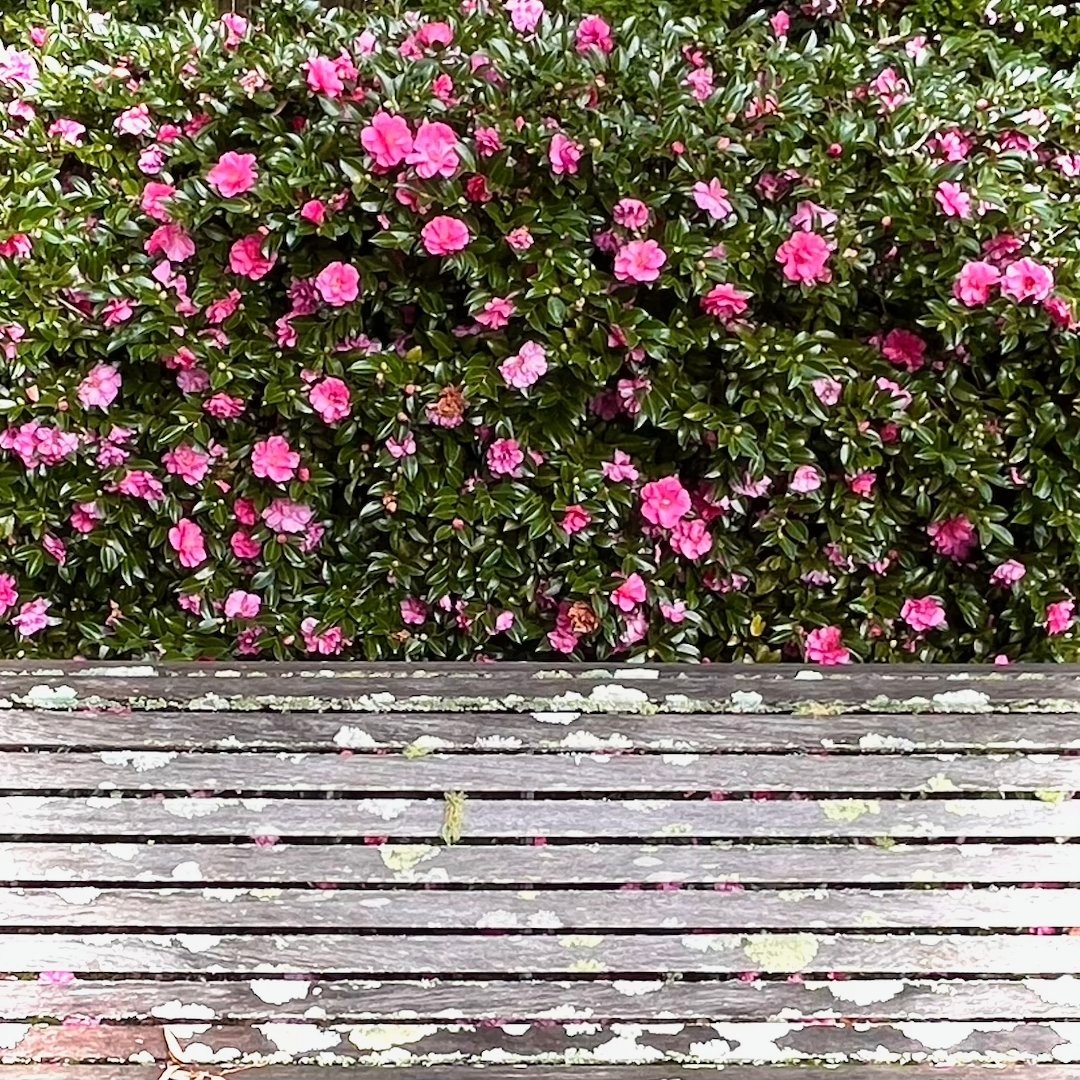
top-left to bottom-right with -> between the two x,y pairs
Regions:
4,841 -> 1077,885
9,976 -> 1080,1023
9,709 -> 1080,751
7,932 -> 1080,975
6,886 -> 1079,931
8,1018 -> 1080,1064
2,660 -> 1079,710
12,1069 -> 1080,1080
6,796 -> 1078,839
4,751 -> 1076,792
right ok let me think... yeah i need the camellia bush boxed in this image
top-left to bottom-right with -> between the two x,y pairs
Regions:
0,0 -> 1079,663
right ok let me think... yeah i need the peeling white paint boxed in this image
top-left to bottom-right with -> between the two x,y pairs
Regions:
333,725 -> 376,748
99,750 -> 177,771
729,690 -> 765,711
475,735 -> 523,749
932,690 -> 991,712
255,1023 -> 341,1053
251,980 -> 311,1004
532,711 -> 581,725
612,981 -> 665,996
164,1023 -> 211,1040
712,1022 -> 798,1061
476,910 -> 519,929
0,1024 -> 28,1049
825,980 -> 906,1005
794,670 -> 824,681
561,731 -> 634,751
102,843 -> 139,861
1050,1022 -> 1080,1061
859,734 -> 917,751
660,754 -> 700,766
162,798 -> 224,819
1028,977 -> 1080,1006
151,1001 -> 217,1020
347,1024 -> 438,1050
54,887 -> 102,905
241,798 -> 271,812
22,684 -> 79,708
587,685 -> 650,710
171,861 -> 203,881
176,934 -> 221,953
84,666 -> 157,678
355,798 -> 412,820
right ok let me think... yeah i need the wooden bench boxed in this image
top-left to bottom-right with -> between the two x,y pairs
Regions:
2,661 -> 1080,1078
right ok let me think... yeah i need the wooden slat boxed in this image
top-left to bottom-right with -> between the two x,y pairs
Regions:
4,841 -> 1078,884
6,886 -> 1079,931
9,709 -> 1080,751
9,976 -> 1080,1023
4,751 -> 1075,792
4,1020 -> 1079,1065
5,796 -> 1077,838
0,660 -> 1077,708
8,1019 -> 1080,1064
10,1071 -> 1080,1080
7,932 -> 1080,975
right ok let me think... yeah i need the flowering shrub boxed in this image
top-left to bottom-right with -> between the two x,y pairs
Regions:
1,0 -> 1079,663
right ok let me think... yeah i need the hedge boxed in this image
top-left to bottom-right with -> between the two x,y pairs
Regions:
0,0 -> 1079,663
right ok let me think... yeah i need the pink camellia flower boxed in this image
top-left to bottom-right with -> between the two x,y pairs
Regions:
300,617 -> 348,655
48,118 -> 86,144
953,260 -> 1001,306
251,435 -> 300,483
206,290 -> 242,325
848,471 -> 876,497
421,216 -> 470,256
102,298 -> 136,327
229,230 -> 277,280
935,181 -> 972,219
306,55 -> 344,97
224,590 -> 261,620
901,595 -> 947,632
77,364 -> 121,410
1001,257 -> 1055,303
401,597 -> 428,625
603,449 -> 638,483
12,598 -> 52,638
487,437 -> 524,476
1044,296 -> 1078,330
812,377 -> 842,406
219,12 -> 248,48
115,105 -> 153,136
0,45 -> 38,89
641,476 -> 691,529
881,328 -> 927,372
263,498 -> 313,534
138,146 -> 166,176
576,14 -> 614,54
506,0 -> 545,33
140,181 -> 176,222
613,198 -> 649,229
406,120 -> 459,179
475,125 -> 504,157
300,199 -> 327,225
991,560 -> 1026,586
776,231 -> 832,285
493,610 -> 515,633
360,111 -> 414,169
499,341 -> 548,389
506,227 -> 534,251
231,531 -> 261,561
145,223 -> 195,263
789,465 -> 822,494
309,376 -> 352,423
205,393 -> 246,419
805,626 -> 850,665
670,518 -> 712,561
661,599 -> 687,623
561,505 -> 591,535
693,179 -> 733,220
927,514 -> 977,561
207,151 -> 258,197
43,535 -> 66,566
611,572 -> 647,612
476,296 -> 516,329
168,518 -> 207,568
70,502 -> 102,533
702,283 -> 751,322
315,261 -> 360,306
548,133 -> 583,176
770,10 -> 791,37
163,444 -> 211,485
1046,599 -> 1075,636
0,574 -> 17,617
872,67 -> 909,113
386,433 -> 416,458
614,239 -> 667,284
685,66 -> 714,102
